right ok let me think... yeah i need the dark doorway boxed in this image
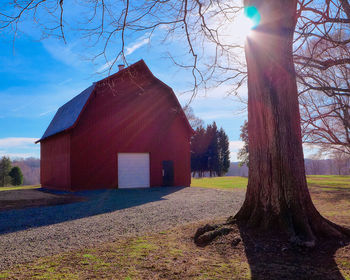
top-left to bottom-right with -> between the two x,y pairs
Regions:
162,161 -> 174,186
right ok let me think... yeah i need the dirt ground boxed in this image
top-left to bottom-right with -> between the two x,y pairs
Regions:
2,218 -> 349,280
0,189 -> 86,211
0,180 -> 349,279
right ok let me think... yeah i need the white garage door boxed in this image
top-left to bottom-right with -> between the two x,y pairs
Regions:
118,153 -> 150,188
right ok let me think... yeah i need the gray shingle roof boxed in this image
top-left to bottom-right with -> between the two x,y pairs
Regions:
38,84 -> 95,142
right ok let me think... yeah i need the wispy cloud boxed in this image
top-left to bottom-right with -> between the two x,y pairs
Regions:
229,142 -> 325,162
125,36 -> 150,56
0,137 -> 39,159
39,109 -> 56,117
176,84 -> 247,111
229,141 -> 244,161
98,61 -> 112,73
58,78 -> 73,86
176,85 -> 247,125
98,35 -> 151,72
302,143 -> 325,158
197,111 -> 236,120
0,137 -> 38,148
42,40 -> 81,67
0,151 -> 38,159
0,83 -> 87,119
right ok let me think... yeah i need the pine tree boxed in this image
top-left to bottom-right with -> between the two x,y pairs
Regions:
9,166 -> 24,186
191,123 -> 230,177
0,156 -> 12,187
217,128 -> 230,176
206,122 -> 219,177
191,126 -> 208,177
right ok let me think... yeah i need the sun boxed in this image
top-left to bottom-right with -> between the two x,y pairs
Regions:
237,6 -> 260,40
244,6 -> 261,28
221,6 -> 260,46
237,12 -> 255,39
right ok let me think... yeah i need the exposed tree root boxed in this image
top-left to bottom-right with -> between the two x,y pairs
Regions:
194,224 -> 233,246
194,210 -> 350,249
231,201 -> 350,249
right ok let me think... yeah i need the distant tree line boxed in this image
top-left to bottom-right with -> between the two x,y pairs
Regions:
0,156 -> 24,187
191,122 -> 230,177
237,120 -> 350,175
12,157 -> 40,185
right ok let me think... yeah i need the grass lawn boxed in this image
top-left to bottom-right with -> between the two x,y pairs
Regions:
191,176 -> 248,190
191,175 -> 350,228
1,177 -> 349,279
307,175 -> 350,190
0,185 -> 40,192
191,175 -> 350,191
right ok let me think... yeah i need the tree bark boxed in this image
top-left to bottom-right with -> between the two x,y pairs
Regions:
234,0 -> 349,245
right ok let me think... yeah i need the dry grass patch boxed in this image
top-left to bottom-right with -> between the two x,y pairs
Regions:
0,219 -> 251,280
308,176 -> 350,228
2,217 -> 350,279
1,175 -> 349,279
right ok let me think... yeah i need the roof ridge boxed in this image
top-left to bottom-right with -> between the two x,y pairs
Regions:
95,59 -> 145,85
36,59 -> 193,143
37,60 -> 146,143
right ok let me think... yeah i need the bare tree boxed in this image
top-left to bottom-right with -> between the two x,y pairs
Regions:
0,0 -> 248,97
1,0 -> 349,245
300,91 -> 350,155
296,0 -> 350,153
331,149 -> 350,174
225,0 -> 348,247
183,105 -> 204,130
295,0 -> 350,83
306,154 -> 324,175
237,120 -> 248,167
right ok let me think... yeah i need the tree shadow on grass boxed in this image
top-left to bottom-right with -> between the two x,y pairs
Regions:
311,187 -> 350,204
0,187 -> 184,235
237,223 -> 350,280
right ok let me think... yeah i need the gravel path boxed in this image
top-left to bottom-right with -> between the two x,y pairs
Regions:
0,187 -> 244,269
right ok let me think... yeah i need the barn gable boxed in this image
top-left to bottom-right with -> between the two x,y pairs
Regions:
37,84 -> 95,142
40,59 -> 192,190
37,60 -> 191,143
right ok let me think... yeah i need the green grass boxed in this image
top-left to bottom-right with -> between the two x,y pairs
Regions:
191,176 -> 248,190
1,175 -> 349,279
0,185 -> 41,191
191,175 -> 350,191
307,175 -> 350,190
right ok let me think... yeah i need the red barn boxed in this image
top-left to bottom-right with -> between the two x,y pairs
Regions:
36,60 -> 192,191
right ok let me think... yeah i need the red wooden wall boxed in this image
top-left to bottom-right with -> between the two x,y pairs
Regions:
40,62 -> 191,190
41,133 -> 71,190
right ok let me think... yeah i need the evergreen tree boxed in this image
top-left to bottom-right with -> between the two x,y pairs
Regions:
0,156 -> 12,187
9,166 -> 24,186
191,123 -> 230,177
206,122 -> 219,177
191,126 -> 208,177
217,128 -> 230,176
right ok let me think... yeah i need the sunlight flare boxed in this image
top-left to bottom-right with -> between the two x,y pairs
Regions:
222,6 -> 261,46
244,6 -> 261,29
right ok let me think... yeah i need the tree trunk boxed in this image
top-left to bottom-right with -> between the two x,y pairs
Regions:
234,0 -> 349,245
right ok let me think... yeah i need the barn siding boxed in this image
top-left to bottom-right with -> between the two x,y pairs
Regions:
40,61 -> 191,191
69,72 -> 191,190
40,133 -> 71,190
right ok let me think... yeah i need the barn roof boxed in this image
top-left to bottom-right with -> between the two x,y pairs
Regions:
37,60 -> 192,143
37,84 -> 95,142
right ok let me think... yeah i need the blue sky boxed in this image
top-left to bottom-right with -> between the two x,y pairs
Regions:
0,26 -> 248,160
0,2 -> 320,162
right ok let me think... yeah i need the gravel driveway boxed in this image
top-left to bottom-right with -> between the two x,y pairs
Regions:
0,187 -> 245,269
